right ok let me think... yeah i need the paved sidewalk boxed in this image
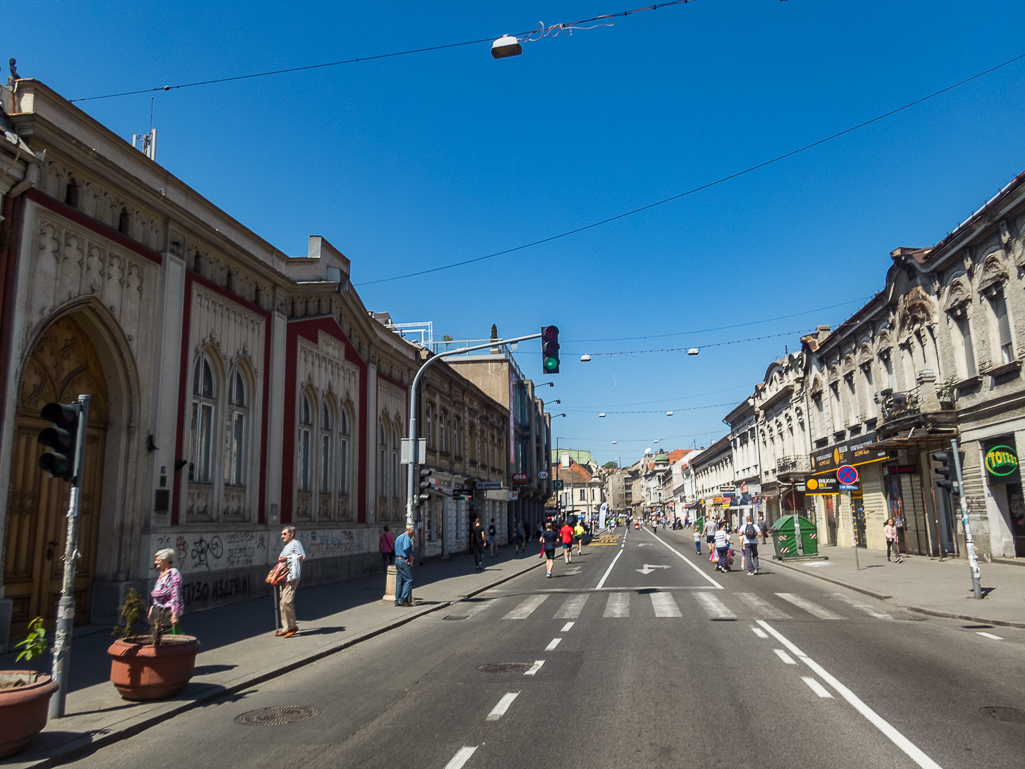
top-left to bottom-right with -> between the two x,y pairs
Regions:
772,544 -> 1024,629
1,548 -> 542,769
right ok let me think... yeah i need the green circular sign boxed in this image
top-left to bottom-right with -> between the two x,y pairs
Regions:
985,445 -> 1019,477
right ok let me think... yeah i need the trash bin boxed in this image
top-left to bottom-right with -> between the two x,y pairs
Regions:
770,515 -> 819,558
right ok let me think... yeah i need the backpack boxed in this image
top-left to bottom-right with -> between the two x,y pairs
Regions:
488,524 -> 496,536
745,523 -> 757,540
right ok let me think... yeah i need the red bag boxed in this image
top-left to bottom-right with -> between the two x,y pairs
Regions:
265,561 -> 290,585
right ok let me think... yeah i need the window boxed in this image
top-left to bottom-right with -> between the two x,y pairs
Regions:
379,422 -> 388,497
844,374 -> 858,423
579,488 -> 586,501
990,293 -> 1014,364
881,351 -> 895,391
956,315 -> 977,377
439,412 -> 447,453
339,405 -> 351,497
189,356 -> 216,483
320,400 -> 333,494
225,369 -> 247,486
425,403 -> 434,449
454,417 -> 461,457
392,426 -> 401,498
298,393 -> 313,492
861,364 -> 874,419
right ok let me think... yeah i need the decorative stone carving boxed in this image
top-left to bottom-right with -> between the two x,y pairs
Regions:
977,250 -> 1009,296
943,275 -> 973,316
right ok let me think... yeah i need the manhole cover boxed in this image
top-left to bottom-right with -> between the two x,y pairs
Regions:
476,662 -> 531,674
235,706 -> 322,726
980,707 -> 1025,724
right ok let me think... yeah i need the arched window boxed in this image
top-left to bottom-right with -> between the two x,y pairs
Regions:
298,393 -> 313,492
118,207 -> 131,235
379,421 -> 388,497
189,355 -> 217,483
392,426 -> 401,498
338,405 -> 351,497
320,400 -> 333,494
225,369 -> 247,486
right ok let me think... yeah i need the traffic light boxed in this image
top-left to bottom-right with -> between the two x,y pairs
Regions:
932,449 -> 960,495
38,401 -> 82,483
417,466 -> 434,502
541,326 -> 560,374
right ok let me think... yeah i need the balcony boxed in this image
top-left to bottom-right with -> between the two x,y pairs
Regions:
879,387 -> 920,423
776,455 -> 810,482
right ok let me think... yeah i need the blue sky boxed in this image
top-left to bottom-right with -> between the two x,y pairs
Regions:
22,1 -> 1025,464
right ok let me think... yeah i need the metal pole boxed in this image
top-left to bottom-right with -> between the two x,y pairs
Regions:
950,438 -> 982,599
49,394 -> 90,719
849,492 -> 860,571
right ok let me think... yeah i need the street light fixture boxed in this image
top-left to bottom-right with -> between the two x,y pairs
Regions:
491,34 -> 523,58
599,412 -> 606,418
580,354 -> 592,362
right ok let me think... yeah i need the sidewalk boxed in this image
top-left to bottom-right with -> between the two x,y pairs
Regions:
772,544 -> 1024,629
1,548 -> 542,769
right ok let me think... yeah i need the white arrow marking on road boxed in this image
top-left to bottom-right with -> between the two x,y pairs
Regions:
636,543 -> 652,547
636,564 -> 672,575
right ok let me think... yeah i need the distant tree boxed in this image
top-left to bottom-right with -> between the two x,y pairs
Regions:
442,334 -> 454,350
490,324 -> 498,341
603,461 -> 619,469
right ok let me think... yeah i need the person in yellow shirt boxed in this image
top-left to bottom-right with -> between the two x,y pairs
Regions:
573,521 -> 586,555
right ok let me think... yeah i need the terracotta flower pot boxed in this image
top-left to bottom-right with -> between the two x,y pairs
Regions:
107,635 -> 201,701
0,671 -> 59,759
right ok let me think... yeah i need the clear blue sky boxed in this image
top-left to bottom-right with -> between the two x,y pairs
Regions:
21,1 -> 1025,465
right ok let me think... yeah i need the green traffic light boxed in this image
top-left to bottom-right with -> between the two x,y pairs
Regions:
544,357 -> 559,372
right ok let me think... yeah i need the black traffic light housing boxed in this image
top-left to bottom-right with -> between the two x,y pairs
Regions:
418,466 -> 434,502
38,401 -> 82,483
541,326 -> 560,374
932,449 -> 960,495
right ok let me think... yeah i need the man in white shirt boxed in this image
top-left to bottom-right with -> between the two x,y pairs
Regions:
740,513 -> 762,575
276,526 -> 306,637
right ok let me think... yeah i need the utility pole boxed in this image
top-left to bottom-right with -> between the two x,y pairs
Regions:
950,438 -> 983,599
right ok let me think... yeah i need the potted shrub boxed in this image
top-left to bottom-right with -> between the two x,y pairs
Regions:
107,589 -> 201,701
0,618 -> 59,759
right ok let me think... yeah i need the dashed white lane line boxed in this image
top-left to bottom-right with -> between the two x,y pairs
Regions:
976,631 -> 1003,640
561,621 -> 575,633
758,621 -> 942,769
524,660 -> 545,676
752,626 -> 769,639
486,692 -> 520,721
803,677 -> 834,699
445,746 -> 478,769
774,649 -> 797,665
545,638 -> 562,651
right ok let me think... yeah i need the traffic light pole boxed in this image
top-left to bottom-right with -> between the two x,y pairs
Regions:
49,394 -> 90,719
405,333 -> 543,531
949,438 -> 983,599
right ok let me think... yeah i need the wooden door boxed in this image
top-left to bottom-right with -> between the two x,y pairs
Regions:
4,315 -> 108,632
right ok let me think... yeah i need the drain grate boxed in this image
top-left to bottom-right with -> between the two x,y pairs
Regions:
477,662 -> 532,674
235,705 -> 322,726
980,707 -> 1025,724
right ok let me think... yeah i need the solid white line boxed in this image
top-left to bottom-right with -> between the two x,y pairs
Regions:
445,746 -> 478,769
545,638 -> 562,651
486,692 -> 520,721
803,676 -> 834,699
604,592 -> 630,618
642,526 -> 723,589
554,594 -> 589,619
504,595 -> 548,620
694,592 -> 737,620
758,621 -> 943,769
774,648 -> 797,665
650,592 -> 683,618
523,660 -> 545,676
561,621 -> 575,632
976,631 -> 1003,640
752,626 -> 769,639
595,548 -> 625,590
775,592 -> 844,620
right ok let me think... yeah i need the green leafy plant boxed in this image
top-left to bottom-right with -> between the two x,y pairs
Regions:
113,588 -> 148,640
15,617 -> 48,663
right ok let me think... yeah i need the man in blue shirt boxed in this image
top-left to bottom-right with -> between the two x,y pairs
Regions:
394,522 -> 414,606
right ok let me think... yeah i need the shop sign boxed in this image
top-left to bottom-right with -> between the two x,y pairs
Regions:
477,481 -> 503,490
512,472 -> 529,486
811,431 -> 890,474
888,465 -> 917,474
805,475 -> 840,495
985,446 -> 1019,477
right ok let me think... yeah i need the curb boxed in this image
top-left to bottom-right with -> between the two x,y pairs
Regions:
18,558 -> 542,769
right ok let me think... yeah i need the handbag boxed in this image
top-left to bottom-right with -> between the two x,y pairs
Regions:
710,550 -> 718,563
265,561 -> 290,585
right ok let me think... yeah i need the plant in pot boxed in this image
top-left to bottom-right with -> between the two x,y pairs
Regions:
0,618 -> 59,759
107,589 -> 201,701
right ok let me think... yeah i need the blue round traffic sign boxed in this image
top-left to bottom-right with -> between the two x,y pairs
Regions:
837,465 -> 858,485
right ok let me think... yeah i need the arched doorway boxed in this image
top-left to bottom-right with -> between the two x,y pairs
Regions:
4,314 -> 108,632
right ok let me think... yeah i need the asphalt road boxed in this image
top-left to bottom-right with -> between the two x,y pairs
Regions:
69,525 -> 1024,769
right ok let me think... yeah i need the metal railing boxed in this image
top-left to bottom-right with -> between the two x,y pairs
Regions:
879,387 -> 920,422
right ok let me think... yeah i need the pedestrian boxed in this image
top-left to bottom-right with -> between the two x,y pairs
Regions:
884,519 -> 903,563
703,515 -> 717,553
276,526 -> 306,637
471,517 -> 486,570
740,513 -> 762,575
574,519 -> 586,555
513,520 -> 526,556
379,525 -> 395,573
714,521 -> 731,573
694,527 -> 702,555
541,521 -> 559,577
488,518 -> 498,557
757,512 -> 769,544
560,519 -> 574,564
150,548 -> 183,634
394,522 -> 414,606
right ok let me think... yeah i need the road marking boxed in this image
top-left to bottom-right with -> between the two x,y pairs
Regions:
774,649 -> 797,665
694,592 -> 737,620
445,746 -> 478,768
736,592 -> 791,619
976,631 -> 1003,640
752,626 -> 769,639
803,677 -> 834,699
595,548 -> 625,590
524,660 -> 545,676
636,563 -> 672,575
775,593 -> 844,620
486,692 -> 520,721
829,593 -> 893,620
504,595 -> 548,620
758,621 -> 942,769
604,592 -> 630,618
554,594 -> 589,619
561,621 -> 575,632
642,526 -> 723,589
650,592 -> 683,617
545,638 -> 562,651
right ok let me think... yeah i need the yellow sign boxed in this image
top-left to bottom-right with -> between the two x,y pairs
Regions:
807,477 -> 819,491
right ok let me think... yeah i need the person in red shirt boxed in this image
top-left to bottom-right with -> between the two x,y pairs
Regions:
560,520 -> 575,564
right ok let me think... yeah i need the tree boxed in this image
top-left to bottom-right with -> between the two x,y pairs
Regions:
442,334 -> 454,350
603,461 -> 619,469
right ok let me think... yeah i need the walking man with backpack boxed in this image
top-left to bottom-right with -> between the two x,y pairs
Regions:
741,513 -> 763,575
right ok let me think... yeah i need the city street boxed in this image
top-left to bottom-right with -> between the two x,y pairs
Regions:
61,527 -> 1024,769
